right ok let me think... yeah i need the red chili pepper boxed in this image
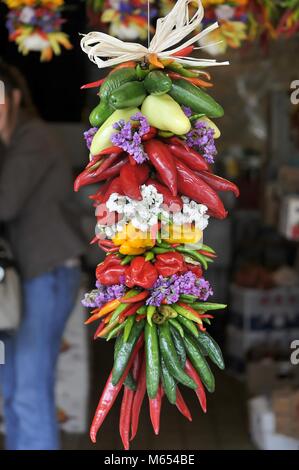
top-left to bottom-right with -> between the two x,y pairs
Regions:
146,178 -> 183,211
97,146 -> 122,156
144,140 -> 178,196
175,388 -> 192,422
118,301 -> 144,323
196,170 -> 239,197
89,180 -> 111,202
131,353 -> 146,441
171,45 -> 194,57
90,334 -> 144,443
119,352 -> 141,450
149,384 -> 162,435
121,289 -> 150,304
74,154 -> 126,192
167,142 -> 209,172
94,320 -> 105,340
167,72 -> 213,88
177,302 -> 205,321
142,126 -> 157,141
134,163 -> 150,184
102,177 -> 124,203
98,244 -> 119,253
136,314 -> 146,322
185,359 -> 207,413
80,78 -> 105,89
120,163 -> 143,200
155,252 -> 186,277
186,263 -> 203,278
175,159 -> 227,219
198,250 -> 217,258
125,257 -> 158,290
98,157 -> 129,182
96,254 -> 127,285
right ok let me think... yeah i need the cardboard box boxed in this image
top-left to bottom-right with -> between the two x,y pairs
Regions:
272,388 -> 299,440
248,396 -> 299,450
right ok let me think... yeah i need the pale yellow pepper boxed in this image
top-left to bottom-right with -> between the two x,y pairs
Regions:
162,224 -> 203,244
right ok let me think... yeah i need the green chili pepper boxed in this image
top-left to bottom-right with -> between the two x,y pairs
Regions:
146,306 -> 156,326
189,113 -> 205,122
145,323 -> 160,399
121,255 -> 135,266
152,247 -> 175,254
172,304 -> 202,325
112,319 -> 145,385
168,318 -> 185,337
109,289 -> 140,323
160,356 -> 177,404
175,247 -> 208,269
195,331 -> 225,370
106,322 -> 126,341
191,302 -> 227,312
156,240 -> 172,249
183,334 -> 215,393
201,244 -> 216,254
176,315 -> 199,338
137,305 -> 147,315
179,294 -> 198,303
145,251 -> 155,262
159,322 -> 196,390
170,326 -> 187,368
124,371 -> 137,391
136,64 -> 150,80
123,315 -> 135,342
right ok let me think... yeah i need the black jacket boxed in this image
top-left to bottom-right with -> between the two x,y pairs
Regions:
0,113 -> 86,279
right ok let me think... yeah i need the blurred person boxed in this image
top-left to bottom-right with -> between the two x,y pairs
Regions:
0,62 -> 86,450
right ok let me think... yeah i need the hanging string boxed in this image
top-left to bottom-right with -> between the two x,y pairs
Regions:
81,0 -> 229,69
147,0 -> 151,49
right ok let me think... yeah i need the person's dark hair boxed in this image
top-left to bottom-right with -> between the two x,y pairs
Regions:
0,61 -> 37,116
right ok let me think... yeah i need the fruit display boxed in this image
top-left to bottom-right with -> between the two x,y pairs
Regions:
77,0 -> 239,449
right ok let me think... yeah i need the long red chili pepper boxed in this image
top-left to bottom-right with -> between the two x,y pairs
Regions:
185,359 -> 207,413
171,45 -> 194,57
131,353 -> 146,441
119,301 -> 144,323
89,180 -> 111,202
81,78 -> 105,89
144,140 -> 178,196
167,142 -> 209,172
119,351 -> 141,450
149,384 -> 162,435
102,177 -> 124,203
175,388 -> 192,422
142,126 -> 157,141
175,159 -> 227,219
120,163 -> 143,200
97,157 -> 129,182
121,290 -> 149,304
97,146 -> 122,156
94,320 -> 105,340
146,178 -> 183,211
167,72 -> 213,88
196,170 -> 240,197
90,334 -> 144,443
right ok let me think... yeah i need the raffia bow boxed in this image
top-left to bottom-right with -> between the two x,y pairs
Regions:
80,0 -> 229,69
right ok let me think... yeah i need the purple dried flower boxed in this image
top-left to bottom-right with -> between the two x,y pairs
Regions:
182,106 -> 192,118
111,113 -> 150,164
82,282 -> 126,309
186,121 -> 217,164
146,271 -> 213,306
84,127 -> 98,150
